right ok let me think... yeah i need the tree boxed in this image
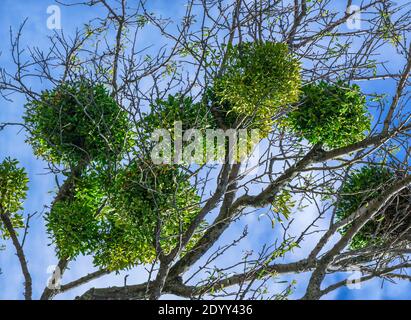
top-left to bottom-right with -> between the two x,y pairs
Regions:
0,0 -> 410,300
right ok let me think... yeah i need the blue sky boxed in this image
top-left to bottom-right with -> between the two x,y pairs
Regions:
0,0 -> 410,300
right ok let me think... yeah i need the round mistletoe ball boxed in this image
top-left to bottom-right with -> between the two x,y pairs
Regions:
285,80 -> 370,149
212,41 -> 301,137
99,160 -> 201,268
336,166 -> 411,250
24,80 -> 133,166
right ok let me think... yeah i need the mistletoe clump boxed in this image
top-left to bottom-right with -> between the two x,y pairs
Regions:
0,158 -> 28,237
46,172 -> 110,259
284,81 -> 370,149
336,166 -> 411,250
46,160 -> 202,270
212,41 -> 301,136
140,94 -> 221,164
100,159 -> 201,269
24,80 -> 132,166
141,94 -> 216,134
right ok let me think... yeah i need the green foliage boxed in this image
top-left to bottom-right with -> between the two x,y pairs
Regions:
379,11 -> 401,46
46,171 -> 111,259
336,166 -> 409,250
271,189 -> 296,221
140,94 -> 216,134
102,160 -> 201,269
24,80 -> 133,165
141,94 -> 262,164
139,94 -> 220,164
0,158 -> 28,238
212,41 -> 301,136
284,81 -> 370,149
46,160 -> 201,270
